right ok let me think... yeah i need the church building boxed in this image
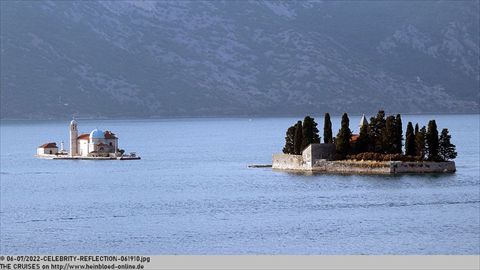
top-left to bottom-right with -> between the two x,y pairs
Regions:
69,120 -> 119,157
36,118 -> 140,160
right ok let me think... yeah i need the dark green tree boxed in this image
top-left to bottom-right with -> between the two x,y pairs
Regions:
367,116 -> 376,152
426,120 -> 439,161
302,116 -> 320,149
368,110 -> 386,152
282,125 -> 296,154
394,114 -> 403,154
335,113 -> 352,158
439,128 -> 457,161
355,123 -> 370,153
323,113 -> 333,144
293,121 -> 303,155
414,123 -> 419,135
405,122 -> 416,156
376,110 -> 386,124
382,115 -> 396,154
415,126 -> 427,159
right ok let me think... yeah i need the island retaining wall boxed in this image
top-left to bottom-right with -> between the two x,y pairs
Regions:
312,160 -> 391,174
390,161 -> 456,173
272,154 -> 307,170
272,154 -> 456,174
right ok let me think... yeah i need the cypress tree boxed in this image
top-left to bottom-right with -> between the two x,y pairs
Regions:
355,123 -> 369,153
405,122 -> 415,156
335,113 -> 352,158
313,118 -> 320,144
377,110 -> 386,125
439,128 -> 457,161
367,116 -> 377,152
302,116 -> 320,149
413,123 -> 420,156
382,115 -> 396,154
293,121 -> 303,155
282,125 -> 296,154
415,126 -> 426,159
426,120 -> 439,161
369,110 -> 386,152
323,113 -> 333,144
394,114 -> 403,154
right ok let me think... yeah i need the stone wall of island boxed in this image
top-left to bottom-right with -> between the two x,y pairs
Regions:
272,153 -> 308,171
390,160 -> 456,174
272,153 -> 456,174
312,159 -> 391,174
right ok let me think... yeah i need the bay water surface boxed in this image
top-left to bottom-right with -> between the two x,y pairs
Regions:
1,114 -> 479,254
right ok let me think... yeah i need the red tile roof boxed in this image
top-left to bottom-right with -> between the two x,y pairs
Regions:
77,134 -> 89,140
38,142 -> 58,148
104,131 -> 117,139
350,134 -> 360,143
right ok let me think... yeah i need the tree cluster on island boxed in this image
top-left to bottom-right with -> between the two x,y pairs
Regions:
283,116 -> 321,155
283,110 -> 457,162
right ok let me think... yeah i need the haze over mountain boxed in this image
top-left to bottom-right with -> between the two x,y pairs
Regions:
1,0 -> 479,119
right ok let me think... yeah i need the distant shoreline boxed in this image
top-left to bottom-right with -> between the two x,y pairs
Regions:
1,112 -> 479,122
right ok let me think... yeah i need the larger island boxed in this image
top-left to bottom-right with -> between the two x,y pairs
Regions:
273,111 -> 457,174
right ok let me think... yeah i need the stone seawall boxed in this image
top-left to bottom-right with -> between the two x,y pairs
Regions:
272,153 -> 306,170
313,160 -> 391,174
391,161 -> 456,173
272,154 -> 456,174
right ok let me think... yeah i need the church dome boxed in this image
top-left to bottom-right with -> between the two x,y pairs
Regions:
70,119 -> 77,125
90,129 -> 104,139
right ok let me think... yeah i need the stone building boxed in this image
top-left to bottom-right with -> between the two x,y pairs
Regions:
359,114 -> 368,130
69,120 -> 119,157
37,142 -> 58,155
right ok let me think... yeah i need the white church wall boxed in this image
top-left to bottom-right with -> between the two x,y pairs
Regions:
78,140 -> 89,156
37,147 -> 58,155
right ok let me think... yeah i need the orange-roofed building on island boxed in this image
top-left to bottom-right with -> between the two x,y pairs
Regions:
36,119 -> 140,160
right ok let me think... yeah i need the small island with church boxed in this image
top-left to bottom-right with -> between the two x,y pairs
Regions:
272,110 -> 457,174
36,119 -> 140,160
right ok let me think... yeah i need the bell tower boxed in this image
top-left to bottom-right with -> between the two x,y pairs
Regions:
359,114 -> 368,131
69,119 -> 78,156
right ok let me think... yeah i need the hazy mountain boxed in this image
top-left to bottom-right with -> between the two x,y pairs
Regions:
1,0 -> 478,119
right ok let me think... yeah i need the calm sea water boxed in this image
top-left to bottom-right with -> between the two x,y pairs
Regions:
1,115 -> 479,254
